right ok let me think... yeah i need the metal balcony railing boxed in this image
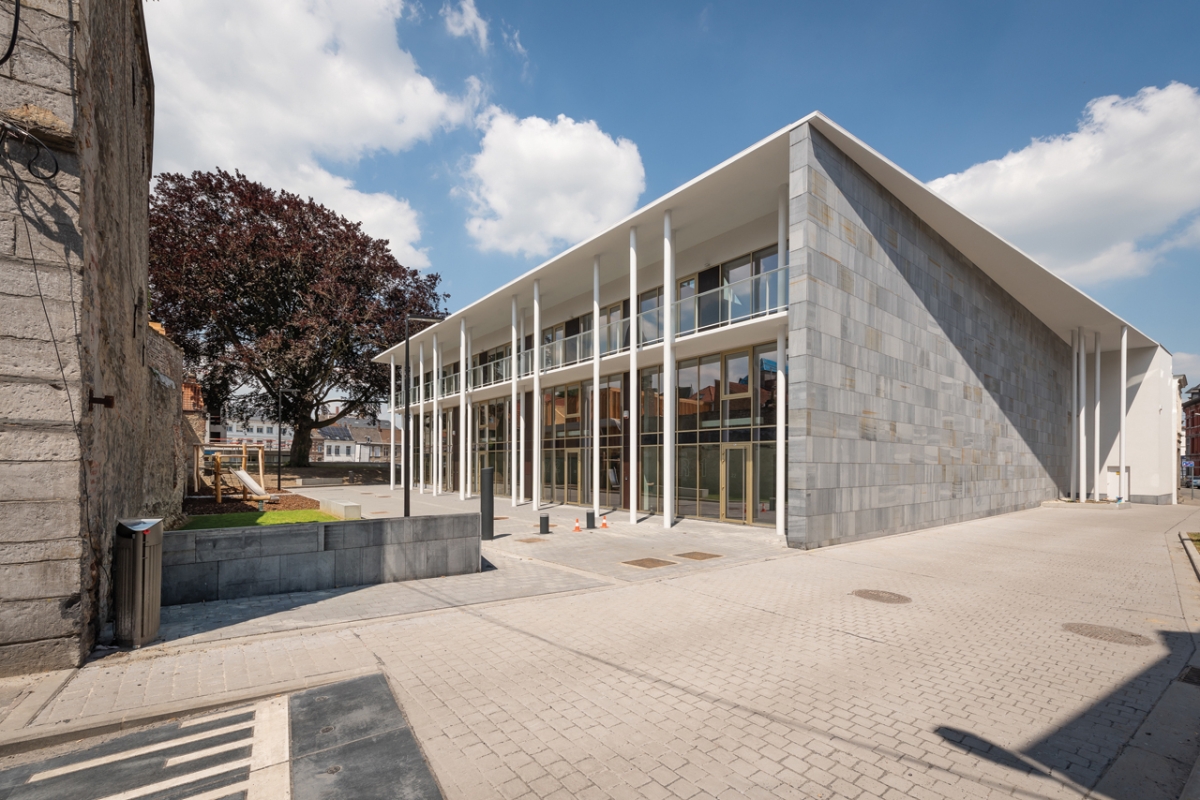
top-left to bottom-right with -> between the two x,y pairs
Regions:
598,317 -> 631,356
540,330 -> 593,372
469,356 -> 512,390
675,266 -> 789,338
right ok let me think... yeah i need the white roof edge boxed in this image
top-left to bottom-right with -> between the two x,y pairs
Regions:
374,115 -> 813,363
377,111 -> 1162,362
802,113 -> 1160,352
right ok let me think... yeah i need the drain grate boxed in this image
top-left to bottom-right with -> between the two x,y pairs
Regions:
1180,667 -> 1200,686
532,523 -> 558,529
852,589 -> 911,604
623,558 -> 676,569
1062,623 -> 1152,647
675,552 -> 722,560
517,537 -> 545,543
494,516 -> 509,520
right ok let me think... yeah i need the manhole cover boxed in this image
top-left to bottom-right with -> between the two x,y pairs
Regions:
852,589 -> 911,604
1180,667 -> 1200,686
1062,623 -> 1152,646
675,552 -> 722,560
624,558 -> 676,569
517,537 -> 544,543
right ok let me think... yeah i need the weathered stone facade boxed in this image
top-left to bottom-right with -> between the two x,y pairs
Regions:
786,124 -> 1070,549
0,0 -> 167,675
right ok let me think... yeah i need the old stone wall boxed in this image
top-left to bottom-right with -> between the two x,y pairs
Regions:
0,0 -> 160,676
786,124 -> 1070,549
144,327 -> 186,529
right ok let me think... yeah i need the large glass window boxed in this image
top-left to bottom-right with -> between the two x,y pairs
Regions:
639,288 -> 664,344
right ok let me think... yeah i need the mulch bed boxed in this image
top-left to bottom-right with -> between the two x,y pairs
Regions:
183,489 -> 319,517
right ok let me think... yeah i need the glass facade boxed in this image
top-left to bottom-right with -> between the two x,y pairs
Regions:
413,341 -> 779,527
471,397 -> 512,497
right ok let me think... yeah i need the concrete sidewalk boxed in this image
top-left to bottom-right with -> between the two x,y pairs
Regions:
2,501 -> 1199,799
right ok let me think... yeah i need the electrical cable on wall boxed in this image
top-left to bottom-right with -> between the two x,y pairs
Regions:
0,0 -> 20,67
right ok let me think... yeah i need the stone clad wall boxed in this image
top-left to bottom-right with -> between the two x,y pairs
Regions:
0,0 -> 160,676
786,124 -> 1070,549
161,514 -> 482,606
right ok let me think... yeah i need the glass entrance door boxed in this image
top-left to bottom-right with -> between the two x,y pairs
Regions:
721,445 -> 750,524
565,449 -> 581,504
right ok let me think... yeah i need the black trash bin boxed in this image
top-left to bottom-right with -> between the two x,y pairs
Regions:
113,518 -> 164,648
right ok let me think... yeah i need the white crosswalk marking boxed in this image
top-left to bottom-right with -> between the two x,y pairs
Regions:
163,737 -> 253,768
94,758 -> 251,800
27,720 -> 254,782
247,696 -> 291,800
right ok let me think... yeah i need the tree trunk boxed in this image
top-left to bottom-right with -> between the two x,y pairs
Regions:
290,424 -> 314,467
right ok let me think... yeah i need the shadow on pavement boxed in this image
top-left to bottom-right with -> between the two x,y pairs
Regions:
936,629 -> 1197,799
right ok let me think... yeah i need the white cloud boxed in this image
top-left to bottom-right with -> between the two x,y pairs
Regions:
928,83 -> 1200,285
463,109 -> 645,258
144,0 -> 482,267
441,0 -> 488,52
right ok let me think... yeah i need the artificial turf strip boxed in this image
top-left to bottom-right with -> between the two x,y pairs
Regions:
179,510 -> 338,530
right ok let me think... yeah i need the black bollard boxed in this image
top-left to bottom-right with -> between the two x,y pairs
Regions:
480,467 -> 494,540
539,513 -> 550,535
586,511 -> 596,529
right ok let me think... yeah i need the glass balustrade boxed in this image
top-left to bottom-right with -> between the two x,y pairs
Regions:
638,307 -> 663,346
540,330 -> 593,372
439,373 -> 460,396
517,350 -> 534,377
468,356 -> 512,390
674,266 -> 788,337
598,317 -> 631,355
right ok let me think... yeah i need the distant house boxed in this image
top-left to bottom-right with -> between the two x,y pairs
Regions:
349,426 -> 389,462
317,424 -> 355,462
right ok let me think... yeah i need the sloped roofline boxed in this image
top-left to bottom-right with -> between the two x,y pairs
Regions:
376,112 -> 1159,362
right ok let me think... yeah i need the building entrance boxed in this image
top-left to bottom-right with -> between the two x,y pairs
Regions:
546,449 -> 582,504
721,445 -> 751,524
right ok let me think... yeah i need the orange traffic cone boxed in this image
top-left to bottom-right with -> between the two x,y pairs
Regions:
573,518 -> 581,532
601,515 -> 608,528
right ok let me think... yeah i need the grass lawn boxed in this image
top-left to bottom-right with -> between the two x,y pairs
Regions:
1189,532 -> 1200,549
179,509 -> 338,531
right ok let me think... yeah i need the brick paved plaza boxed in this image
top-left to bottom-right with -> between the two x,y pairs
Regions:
3,500 -> 1199,799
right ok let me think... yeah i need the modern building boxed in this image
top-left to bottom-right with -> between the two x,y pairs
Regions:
375,113 -> 1178,550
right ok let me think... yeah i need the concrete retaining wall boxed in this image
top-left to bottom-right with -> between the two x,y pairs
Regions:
161,514 -> 480,606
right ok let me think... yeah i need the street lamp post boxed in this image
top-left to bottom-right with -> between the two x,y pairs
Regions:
403,315 -> 443,517
276,386 -> 297,491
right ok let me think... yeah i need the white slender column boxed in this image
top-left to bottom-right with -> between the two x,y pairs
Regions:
533,279 -> 542,511
629,226 -> 639,524
389,355 -> 396,490
511,295 -> 519,507
519,312 -> 526,503
1093,331 -> 1101,500
776,326 -> 786,537
418,342 -> 425,493
1078,326 -> 1087,503
1119,325 -> 1128,502
460,319 -> 467,500
663,210 -> 675,529
593,257 -> 602,517
433,334 -> 441,496
466,328 -> 474,498
1070,331 -> 1077,499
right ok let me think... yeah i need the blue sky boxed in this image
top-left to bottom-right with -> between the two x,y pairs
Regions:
145,0 -> 1200,373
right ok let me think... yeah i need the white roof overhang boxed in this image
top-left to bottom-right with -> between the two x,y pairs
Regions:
376,112 -> 1159,363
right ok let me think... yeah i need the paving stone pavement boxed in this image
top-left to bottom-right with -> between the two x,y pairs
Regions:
5,502 -> 1200,800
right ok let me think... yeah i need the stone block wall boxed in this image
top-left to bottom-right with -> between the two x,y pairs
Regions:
785,124 -> 1070,549
161,514 -> 482,606
0,0 -> 163,675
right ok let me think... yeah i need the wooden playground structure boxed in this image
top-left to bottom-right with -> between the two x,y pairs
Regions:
191,443 -> 274,508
